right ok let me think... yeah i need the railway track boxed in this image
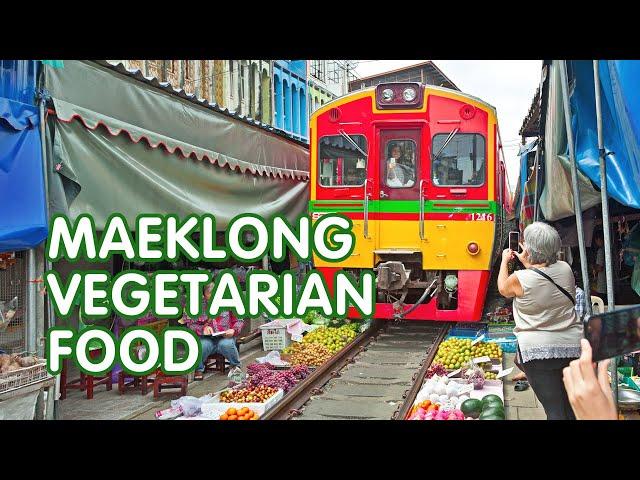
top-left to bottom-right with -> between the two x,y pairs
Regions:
262,321 -> 449,420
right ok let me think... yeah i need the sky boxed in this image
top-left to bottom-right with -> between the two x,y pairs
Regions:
353,60 -> 542,189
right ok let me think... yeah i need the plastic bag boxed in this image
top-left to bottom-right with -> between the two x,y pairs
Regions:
171,396 -> 203,418
227,366 -> 245,386
256,351 -> 289,366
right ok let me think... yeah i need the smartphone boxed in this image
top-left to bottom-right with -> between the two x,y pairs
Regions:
509,231 -> 521,252
584,305 -> 640,361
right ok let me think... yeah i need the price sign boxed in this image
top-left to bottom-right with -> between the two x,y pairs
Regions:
447,368 -> 462,378
496,367 -> 514,379
472,356 -> 491,364
457,383 -> 474,395
291,333 -> 303,342
471,334 -> 485,346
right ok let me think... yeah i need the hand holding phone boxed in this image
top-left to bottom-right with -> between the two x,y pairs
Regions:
509,231 -> 521,253
562,339 -> 618,420
585,305 -> 640,361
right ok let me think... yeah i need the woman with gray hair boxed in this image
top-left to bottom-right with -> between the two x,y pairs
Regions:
498,221 -> 583,420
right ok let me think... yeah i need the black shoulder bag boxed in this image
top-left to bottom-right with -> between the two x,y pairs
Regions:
530,267 -> 576,306
513,267 -> 576,371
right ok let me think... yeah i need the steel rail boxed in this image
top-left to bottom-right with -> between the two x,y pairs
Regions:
261,320 -> 384,420
392,323 -> 450,420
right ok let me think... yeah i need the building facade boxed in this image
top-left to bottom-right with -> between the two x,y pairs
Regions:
106,59 -> 357,143
272,60 -> 308,141
108,60 -> 272,124
348,61 -> 459,92
308,60 -> 353,113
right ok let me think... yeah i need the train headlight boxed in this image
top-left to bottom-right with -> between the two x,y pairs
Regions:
402,87 -> 417,102
382,88 -> 394,102
467,242 -> 480,255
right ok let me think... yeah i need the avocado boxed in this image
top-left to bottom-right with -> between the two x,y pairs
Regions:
460,398 -> 483,419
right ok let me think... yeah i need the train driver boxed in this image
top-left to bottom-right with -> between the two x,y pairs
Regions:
387,143 -> 415,187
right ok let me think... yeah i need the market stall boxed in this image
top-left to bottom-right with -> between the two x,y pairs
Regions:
153,315 -> 367,420
0,60 -> 52,419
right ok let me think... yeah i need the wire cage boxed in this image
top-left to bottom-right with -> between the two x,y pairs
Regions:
0,251 -> 28,354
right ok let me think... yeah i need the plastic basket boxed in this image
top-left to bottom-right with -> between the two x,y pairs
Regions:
259,321 -> 292,351
486,336 -> 517,353
449,322 -> 487,338
0,356 -> 49,394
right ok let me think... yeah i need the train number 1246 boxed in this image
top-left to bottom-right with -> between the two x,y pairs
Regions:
472,213 -> 494,221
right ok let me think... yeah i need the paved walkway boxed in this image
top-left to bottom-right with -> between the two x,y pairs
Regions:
503,353 -> 547,420
58,344 -> 265,420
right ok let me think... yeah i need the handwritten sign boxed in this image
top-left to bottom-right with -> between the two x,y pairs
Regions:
471,334 -> 485,346
472,356 -> 491,364
496,367 -> 514,379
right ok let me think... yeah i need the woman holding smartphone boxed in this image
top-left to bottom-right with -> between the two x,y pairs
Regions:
498,222 -> 584,420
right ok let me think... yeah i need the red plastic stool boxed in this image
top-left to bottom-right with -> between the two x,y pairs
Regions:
153,371 -> 188,399
117,371 -> 153,395
60,349 -> 112,400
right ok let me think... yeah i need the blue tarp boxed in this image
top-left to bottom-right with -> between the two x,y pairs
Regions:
570,60 -> 640,209
0,97 -> 48,252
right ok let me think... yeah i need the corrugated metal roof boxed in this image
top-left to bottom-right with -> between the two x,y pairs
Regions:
349,61 -> 459,91
93,60 -> 309,149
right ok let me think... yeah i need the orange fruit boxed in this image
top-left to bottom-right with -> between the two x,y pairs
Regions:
238,415 -> 248,420
219,414 -> 229,421
228,415 -> 238,420
239,407 -> 249,415
252,414 -> 259,419
226,407 -> 237,416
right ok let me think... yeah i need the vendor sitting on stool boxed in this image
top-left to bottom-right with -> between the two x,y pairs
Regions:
181,282 -> 243,380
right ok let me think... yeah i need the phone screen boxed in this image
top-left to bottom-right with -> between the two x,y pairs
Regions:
509,232 -> 520,252
585,305 -> 640,361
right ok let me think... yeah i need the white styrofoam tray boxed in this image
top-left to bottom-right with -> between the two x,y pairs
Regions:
200,388 -> 284,419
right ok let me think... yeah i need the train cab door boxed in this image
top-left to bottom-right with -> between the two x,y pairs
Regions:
377,128 -> 423,250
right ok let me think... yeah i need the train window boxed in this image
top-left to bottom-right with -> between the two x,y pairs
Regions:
384,140 -> 417,188
318,134 -> 368,187
431,133 -> 486,186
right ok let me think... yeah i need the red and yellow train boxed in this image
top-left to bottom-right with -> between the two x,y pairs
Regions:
309,82 -> 512,322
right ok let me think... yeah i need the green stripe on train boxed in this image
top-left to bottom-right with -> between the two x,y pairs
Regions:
310,200 -> 498,214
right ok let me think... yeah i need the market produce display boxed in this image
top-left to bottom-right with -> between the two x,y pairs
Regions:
282,342 -> 333,366
246,363 -> 310,392
478,395 -> 505,420
426,363 -> 448,378
302,325 -> 358,353
219,407 -> 259,421
462,363 -> 486,390
458,395 -> 505,420
408,400 -> 466,420
414,375 -> 471,412
219,386 -> 278,403
434,338 -> 503,370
